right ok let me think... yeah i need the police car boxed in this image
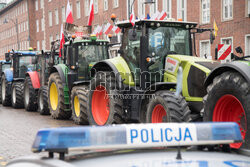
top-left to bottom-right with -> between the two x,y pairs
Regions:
7,123 -> 250,167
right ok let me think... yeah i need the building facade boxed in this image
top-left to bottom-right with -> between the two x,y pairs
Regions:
0,0 -> 249,59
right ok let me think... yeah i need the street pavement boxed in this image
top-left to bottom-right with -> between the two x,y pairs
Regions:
0,105 -> 79,166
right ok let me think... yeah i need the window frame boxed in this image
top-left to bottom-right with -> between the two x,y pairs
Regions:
162,0 -> 172,18
104,0 -> 108,11
113,0 -> 119,8
36,19 -> 39,32
245,34 -> 250,56
49,11 -> 52,27
55,8 -> 59,25
150,0 -> 158,16
222,0 -> 233,21
85,0 -> 89,16
138,0 -> 145,19
199,39 -> 211,59
201,0 -> 210,24
177,0 -> 187,21
35,0 -> 38,11
76,1 -> 81,19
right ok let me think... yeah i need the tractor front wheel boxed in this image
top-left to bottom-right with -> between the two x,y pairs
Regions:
11,82 -> 24,108
88,71 -> 124,125
146,91 -> 191,123
38,86 -> 50,115
48,72 -> 71,119
71,86 -> 88,125
203,71 -> 250,149
1,75 -> 11,106
24,76 -> 38,111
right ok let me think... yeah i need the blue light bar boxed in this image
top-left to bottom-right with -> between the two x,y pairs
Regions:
32,123 -> 242,153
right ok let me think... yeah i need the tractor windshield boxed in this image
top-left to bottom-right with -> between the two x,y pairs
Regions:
19,56 -> 37,78
78,44 -> 108,80
2,64 -> 11,71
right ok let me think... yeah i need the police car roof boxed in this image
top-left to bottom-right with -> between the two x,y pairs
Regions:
116,19 -> 198,28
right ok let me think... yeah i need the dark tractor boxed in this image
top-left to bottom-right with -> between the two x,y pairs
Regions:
88,19 -> 219,126
2,50 -> 38,108
23,40 -> 63,114
204,46 -> 250,150
0,60 -> 11,104
47,35 -> 109,124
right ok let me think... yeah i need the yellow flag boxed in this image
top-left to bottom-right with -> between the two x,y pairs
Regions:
213,20 -> 218,37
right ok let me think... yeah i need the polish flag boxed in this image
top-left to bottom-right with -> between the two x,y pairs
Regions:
88,0 -> 94,26
59,24 -> 65,57
112,26 -> 120,34
66,0 -> 74,24
151,10 -> 160,20
104,23 -> 113,35
129,9 -> 135,26
158,11 -> 167,20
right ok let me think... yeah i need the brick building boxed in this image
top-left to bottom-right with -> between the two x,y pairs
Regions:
0,0 -> 249,59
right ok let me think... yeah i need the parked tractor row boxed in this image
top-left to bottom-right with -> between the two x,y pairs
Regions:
1,19 -> 249,150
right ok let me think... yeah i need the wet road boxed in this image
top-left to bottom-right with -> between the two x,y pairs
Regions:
0,105 -> 78,165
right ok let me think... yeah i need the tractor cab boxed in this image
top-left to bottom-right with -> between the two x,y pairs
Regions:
7,50 -> 39,80
0,60 -> 11,75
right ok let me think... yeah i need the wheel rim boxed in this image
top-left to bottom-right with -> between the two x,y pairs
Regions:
74,95 -> 80,117
39,92 -> 43,110
24,84 -> 29,106
152,104 -> 166,123
91,85 -> 110,125
12,86 -> 16,104
50,82 -> 58,111
213,94 -> 247,149
2,81 -> 5,101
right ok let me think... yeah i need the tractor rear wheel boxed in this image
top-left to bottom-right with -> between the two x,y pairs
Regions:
1,75 -> 11,106
203,71 -> 250,149
146,91 -> 191,123
11,82 -> 24,108
48,72 -> 71,119
24,76 -> 38,111
71,86 -> 89,125
88,71 -> 124,125
38,86 -> 50,115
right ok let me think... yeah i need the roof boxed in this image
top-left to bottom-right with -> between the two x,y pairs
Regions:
0,0 -> 22,16
116,19 -> 198,28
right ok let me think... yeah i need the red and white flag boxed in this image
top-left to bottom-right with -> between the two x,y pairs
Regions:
112,26 -> 120,34
59,24 -> 65,57
88,0 -> 94,26
151,10 -> 160,20
158,11 -> 167,20
129,9 -> 135,26
66,0 -> 74,24
104,23 -> 113,35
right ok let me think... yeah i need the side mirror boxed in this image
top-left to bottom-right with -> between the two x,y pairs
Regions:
5,53 -> 10,62
128,29 -> 138,41
235,46 -> 243,54
32,57 -> 38,64
210,32 -> 215,44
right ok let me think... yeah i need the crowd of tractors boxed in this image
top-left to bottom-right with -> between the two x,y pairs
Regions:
0,19 -> 249,150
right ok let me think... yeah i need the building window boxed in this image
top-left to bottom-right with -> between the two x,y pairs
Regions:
37,41 -> 40,50
127,0 -> 133,19
49,35 -> 53,48
70,4 -> 73,14
85,0 -> 89,16
48,0 -> 51,2
104,0 -> 108,11
62,6 -> 65,22
40,0 -> 44,9
41,18 -> 45,31
94,0 -> 98,14
222,0 -> 233,20
200,40 -> 211,59
36,20 -> 39,32
177,0 -> 187,21
138,0 -> 145,19
56,34 -> 59,40
55,8 -> 59,25
150,0 -> 158,16
221,37 -> 233,52
42,40 -> 45,50
113,0 -> 119,8
201,0 -> 210,24
247,0 -> 250,16
245,35 -> 250,56
35,0 -> 38,10
49,11 -> 52,27
76,1 -> 81,19
163,0 -> 172,18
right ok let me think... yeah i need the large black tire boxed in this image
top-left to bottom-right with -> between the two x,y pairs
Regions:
1,75 -> 11,106
146,91 -> 191,123
38,86 -> 50,115
88,71 -> 125,125
24,76 -> 38,111
11,82 -> 24,108
48,72 -> 71,119
203,71 -> 250,149
71,86 -> 89,125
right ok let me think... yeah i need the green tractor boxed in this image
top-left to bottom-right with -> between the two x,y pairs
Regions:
88,19 -> 219,125
23,40 -> 62,114
203,46 -> 250,149
0,60 -> 11,104
48,35 -> 109,124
